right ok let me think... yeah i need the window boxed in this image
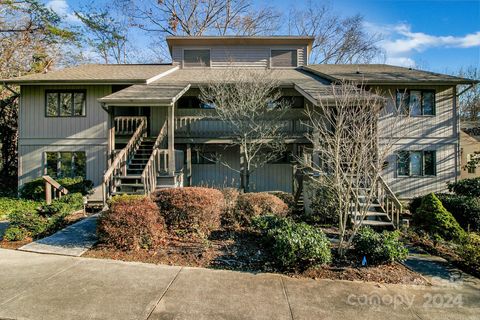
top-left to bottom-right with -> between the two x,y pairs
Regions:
397,150 -> 436,177
396,89 -> 435,116
45,152 -> 86,179
271,50 -> 297,68
183,49 -> 210,67
191,151 -> 217,164
466,153 -> 479,174
46,90 -> 86,117
278,96 -> 304,109
177,96 -> 215,109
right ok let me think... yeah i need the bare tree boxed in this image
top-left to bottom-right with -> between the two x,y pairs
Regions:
301,82 -> 402,255
458,66 -> 480,121
289,1 -> 383,64
199,69 -> 290,192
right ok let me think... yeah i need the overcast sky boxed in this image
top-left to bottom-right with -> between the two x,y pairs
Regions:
44,0 -> 480,73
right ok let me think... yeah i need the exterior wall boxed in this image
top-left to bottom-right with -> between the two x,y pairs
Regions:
18,85 -> 111,187
187,145 -> 293,192
460,131 -> 480,179
377,85 -> 459,198
172,45 -> 307,68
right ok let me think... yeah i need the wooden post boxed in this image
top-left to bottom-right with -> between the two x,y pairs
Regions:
45,181 -> 52,204
186,143 -> 192,186
107,106 -> 115,167
168,104 -> 175,175
240,145 -> 245,191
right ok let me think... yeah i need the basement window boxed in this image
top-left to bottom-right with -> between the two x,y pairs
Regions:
397,150 -> 436,177
396,89 -> 435,116
46,90 -> 86,117
45,151 -> 86,178
271,49 -> 297,68
183,49 -> 210,67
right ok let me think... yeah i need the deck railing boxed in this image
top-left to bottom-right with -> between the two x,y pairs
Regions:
103,116 -> 147,204
43,175 -> 69,204
174,117 -> 311,138
376,174 -> 402,228
115,116 -> 146,135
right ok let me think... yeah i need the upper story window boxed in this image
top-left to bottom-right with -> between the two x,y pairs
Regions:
46,90 -> 86,117
183,49 -> 210,67
397,150 -> 436,177
271,49 -> 297,68
396,89 -> 435,116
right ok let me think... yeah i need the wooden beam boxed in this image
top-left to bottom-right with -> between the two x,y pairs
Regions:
186,143 -> 192,186
168,104 -> 175,175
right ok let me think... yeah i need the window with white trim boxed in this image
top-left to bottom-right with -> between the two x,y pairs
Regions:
397,150 -> 436,177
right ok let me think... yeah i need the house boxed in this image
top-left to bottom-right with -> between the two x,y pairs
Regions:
460,122 -> 480,179
2,36 -> 477,216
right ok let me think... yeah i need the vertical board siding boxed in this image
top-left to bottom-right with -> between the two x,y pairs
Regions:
151,106 -> 168,135
190,145 -> 293,192
377,85 -> 458,198
172,45 -> 306,68
18,85 -> 111,188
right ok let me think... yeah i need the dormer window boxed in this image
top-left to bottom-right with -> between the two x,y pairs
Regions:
271,49 -> 297,68
184,49 -> 210,67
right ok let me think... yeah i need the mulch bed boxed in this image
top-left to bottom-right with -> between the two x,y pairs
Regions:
85,228 -> 428,285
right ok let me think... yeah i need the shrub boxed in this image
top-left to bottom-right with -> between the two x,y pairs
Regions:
253,215 -> 332,268
108,194 -> 145,206
268,191 -> 295,211
220,188 -> 241,228
459,233 -> 480,271
305,186 -> 339,225
352,227 -> 408,265
98,197 -> 165,251
8,209 -> 49,236
152,187 -> 224,237
20,176 -> 93,201
413,193 -> 466,242
448,178 -> 480,197
233,193 -> 289,227
0,197 -> 42,220
3,226 -> 27,241
41,193 -> 84,217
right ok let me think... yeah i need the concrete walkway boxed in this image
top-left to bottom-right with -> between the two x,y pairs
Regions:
18,215 -> 98,256
0,249 -> 478,320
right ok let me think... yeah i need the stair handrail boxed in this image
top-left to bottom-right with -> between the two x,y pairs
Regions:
376,173 -> 402,228
102,116 -> 147,204
141,122 -> 168,195
42,175 -> 69,204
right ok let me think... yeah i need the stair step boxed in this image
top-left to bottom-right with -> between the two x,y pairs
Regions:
351,211 -> 388,218
119,183 -> 144,188
111,190 -> 145,196
355,220 -> 394,227
115,175 -> 142,179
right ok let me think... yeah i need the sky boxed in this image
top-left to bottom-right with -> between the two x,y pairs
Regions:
43,0 -> 480,73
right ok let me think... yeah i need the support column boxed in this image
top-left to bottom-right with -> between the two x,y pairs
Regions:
168,104 -> 175,176
312,129 -> 320,169
186,143 -> 192,186
107,106 -> 115,167
240,145 -> 245,191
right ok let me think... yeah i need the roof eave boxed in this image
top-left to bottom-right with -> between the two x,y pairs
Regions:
1,79 -> 147,85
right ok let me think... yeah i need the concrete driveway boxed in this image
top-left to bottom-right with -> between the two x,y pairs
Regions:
0,249 -> 478,320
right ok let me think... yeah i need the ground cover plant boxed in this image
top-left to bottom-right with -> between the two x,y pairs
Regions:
0,197 -> 41,220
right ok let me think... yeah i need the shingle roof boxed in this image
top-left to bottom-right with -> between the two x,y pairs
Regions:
303,64 -> 478,85
1,64 -> 177,84
98,68 -> 376,105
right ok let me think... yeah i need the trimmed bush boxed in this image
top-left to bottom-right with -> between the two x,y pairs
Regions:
459,233 -> 480,271
98,197 -> 165,251
233,193 -> 289,227
268,191 -> 295,211
152,187 -> 224,237
413,193 -> 466,242
3,226 -> 28,241
352,227 -> 408,265
305,186 -> 339,225
253,215 -> 332,268
20,176 -> 93,201
448,178 -> 480,197
108,194 -> 145,206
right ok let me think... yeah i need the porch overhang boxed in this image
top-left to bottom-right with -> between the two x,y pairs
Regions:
98,83 -> 191,106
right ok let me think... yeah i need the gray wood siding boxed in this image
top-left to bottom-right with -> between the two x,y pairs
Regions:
18,85 -> 111,187
18,144 -> 107,187
151,106 -> 168,135
377,85 -> 458,198
190,145 -> 293,192
172,45 -> 306,68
